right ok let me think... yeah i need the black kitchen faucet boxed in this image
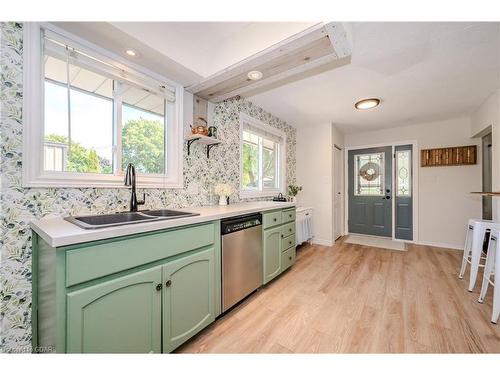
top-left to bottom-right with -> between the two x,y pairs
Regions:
124,163 -> 145,212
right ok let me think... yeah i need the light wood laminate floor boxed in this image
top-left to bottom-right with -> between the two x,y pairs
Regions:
177,239 -> 500,353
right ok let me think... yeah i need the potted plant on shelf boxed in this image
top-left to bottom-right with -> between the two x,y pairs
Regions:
287,184 -> 302,203
214,183 -> 233,206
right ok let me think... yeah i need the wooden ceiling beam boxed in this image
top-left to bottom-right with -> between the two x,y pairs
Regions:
186,22 -> 352,102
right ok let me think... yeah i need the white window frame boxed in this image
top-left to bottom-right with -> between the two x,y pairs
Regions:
239,113 -> 286,198
22,22 -> 184,188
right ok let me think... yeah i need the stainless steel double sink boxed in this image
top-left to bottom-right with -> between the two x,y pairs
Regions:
65,209 -> 200,229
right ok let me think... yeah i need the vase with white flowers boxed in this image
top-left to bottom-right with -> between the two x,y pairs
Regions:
287,184 -> 302,203
214,183 -> 233,206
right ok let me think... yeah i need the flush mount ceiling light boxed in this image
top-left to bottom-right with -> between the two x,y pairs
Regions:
247,70 -> 263,80
355,98 -> 380,110
125,49 -> 137,57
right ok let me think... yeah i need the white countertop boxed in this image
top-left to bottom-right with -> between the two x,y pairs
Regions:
30,201 -> 295,248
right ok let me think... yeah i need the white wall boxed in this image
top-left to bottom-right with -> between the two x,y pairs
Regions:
344,116 -> 482,249
296,123 -> 334,245
471,90 -> 498,137
471,89 -> 500,220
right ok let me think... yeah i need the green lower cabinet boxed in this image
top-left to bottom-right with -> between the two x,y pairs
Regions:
162,247 -> 215,352
33,222 -> 220,353
263,226 -> 282,284
281,247 -> 296,272
262,208 -> 297,285
66,266 -> 162,353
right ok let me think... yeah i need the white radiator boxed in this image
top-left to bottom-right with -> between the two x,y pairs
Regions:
296,207 -> 313,245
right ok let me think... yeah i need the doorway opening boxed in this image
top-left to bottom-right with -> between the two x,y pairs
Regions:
482,132 -> 493,220
334,145 -> 343,240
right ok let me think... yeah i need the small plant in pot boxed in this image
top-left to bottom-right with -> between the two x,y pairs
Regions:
287,184 -> 302,203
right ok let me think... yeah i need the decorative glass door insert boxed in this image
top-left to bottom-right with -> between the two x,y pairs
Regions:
396,150 -> 411,196
354,153 -> 385,196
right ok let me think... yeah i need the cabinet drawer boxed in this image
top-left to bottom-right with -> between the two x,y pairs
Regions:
281,222 -> 295,238
281,247 -> 296,272
65,223 -> 215,287
263,210 -> 282,229
282,209 -> 296,223
281,234 -> 296,252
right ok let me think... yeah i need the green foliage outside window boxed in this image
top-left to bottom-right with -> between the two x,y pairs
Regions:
45,118 -> 165,175
121,118 -> 165,174
242,142 -> 259,188
45,134 -> 111,174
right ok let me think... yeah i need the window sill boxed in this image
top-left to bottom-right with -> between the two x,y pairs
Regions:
22,173 -> 183,189
239,189 -> 283,199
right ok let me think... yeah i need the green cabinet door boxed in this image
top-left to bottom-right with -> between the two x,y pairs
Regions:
263,226 -> 282,284
162,247 -> 215,352
66,266 -> 162,353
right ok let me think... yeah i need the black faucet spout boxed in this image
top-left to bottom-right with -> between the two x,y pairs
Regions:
124,163 -> 145,212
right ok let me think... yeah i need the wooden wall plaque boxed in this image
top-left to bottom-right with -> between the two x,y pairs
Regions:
421,145 -> 477,167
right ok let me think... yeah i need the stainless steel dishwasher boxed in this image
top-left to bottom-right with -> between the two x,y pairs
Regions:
221,213 -> 263,312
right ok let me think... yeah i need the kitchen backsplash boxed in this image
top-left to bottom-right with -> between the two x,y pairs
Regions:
0,22 -> 296,352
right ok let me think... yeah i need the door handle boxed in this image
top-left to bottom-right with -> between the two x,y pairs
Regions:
165,280 -> 172,287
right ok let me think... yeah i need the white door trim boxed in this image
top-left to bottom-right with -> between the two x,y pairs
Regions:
333,144 -> 344,242
343,140 -> 419,243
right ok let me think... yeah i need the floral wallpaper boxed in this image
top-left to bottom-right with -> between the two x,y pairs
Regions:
0,22 -> 296,352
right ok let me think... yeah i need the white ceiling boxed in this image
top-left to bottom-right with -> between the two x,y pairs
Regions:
111,22 -> 317,78
54,22 -> 500,134
248,22 -> 500,133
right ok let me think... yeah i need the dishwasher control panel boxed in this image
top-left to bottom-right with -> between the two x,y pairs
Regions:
221,214 -> 262,235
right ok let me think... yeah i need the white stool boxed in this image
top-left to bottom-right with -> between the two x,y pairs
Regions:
478,229 -> 500,324
458,219 -> 499,291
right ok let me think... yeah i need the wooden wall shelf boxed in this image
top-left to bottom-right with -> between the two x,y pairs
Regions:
421,145 -> 477,167
186,134 -> 221,158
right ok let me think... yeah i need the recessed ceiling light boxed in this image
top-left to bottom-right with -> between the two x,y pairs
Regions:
247,70 -> 263,80
355,98 -> 380,110
125,49 -> 137,57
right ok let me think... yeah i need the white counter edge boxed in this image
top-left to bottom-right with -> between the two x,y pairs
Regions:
30,201 -> 296,248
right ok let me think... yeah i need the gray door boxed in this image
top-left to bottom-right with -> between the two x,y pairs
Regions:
348,146 -> 392,237
394,145 -> 413,240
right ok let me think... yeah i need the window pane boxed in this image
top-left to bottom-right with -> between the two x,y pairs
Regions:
44,80 -> 69,166
243,130 -> 259,145
69,87 -> 113,174
354,153 -> 384,196
121,84 -> 166,174
43,56 -> 114,174
242,141 -> 259,189
263,141 -> 277,189
396,150 -> 411,196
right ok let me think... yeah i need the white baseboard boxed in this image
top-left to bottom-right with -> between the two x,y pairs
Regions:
312,238 -> 333,246
310,236 -> 462,251
416,240 -> 462,251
